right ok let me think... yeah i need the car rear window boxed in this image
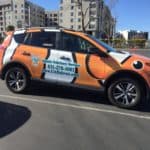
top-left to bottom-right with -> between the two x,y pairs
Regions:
14,33 -> 26,44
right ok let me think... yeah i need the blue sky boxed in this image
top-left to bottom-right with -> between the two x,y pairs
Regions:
30,0 -> 150,32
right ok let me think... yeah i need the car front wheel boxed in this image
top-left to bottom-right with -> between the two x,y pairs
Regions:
107,78 -> 143,109
5,67 -> 29,93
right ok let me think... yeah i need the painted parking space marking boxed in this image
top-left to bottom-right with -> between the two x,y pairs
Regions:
0,94 -> 150,120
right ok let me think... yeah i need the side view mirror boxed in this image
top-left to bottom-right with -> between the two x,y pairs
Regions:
88,47 -> 108,57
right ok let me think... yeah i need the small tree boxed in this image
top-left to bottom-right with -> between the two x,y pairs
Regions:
6,25 -> 15,32
128,39 -> 146,48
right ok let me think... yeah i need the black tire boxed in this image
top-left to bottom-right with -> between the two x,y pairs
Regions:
107,78 -> 143,109
5,67 -> 30,93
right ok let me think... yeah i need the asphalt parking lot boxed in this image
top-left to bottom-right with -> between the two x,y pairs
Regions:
0,49 -> 150,150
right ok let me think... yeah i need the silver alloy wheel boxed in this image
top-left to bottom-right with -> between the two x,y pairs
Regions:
7,69 -> 26,92
112,82 -> 137,105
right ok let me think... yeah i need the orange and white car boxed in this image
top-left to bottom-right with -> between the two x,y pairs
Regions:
0,27 -> 150,108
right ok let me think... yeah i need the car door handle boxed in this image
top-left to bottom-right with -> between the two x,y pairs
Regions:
60,56 -> 70,61
22,51 -> 31,56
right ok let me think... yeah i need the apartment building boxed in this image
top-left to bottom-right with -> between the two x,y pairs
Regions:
0,0 -> 45,36
59,0 -> 115,38
119,30 -> 149,41
45,10 -> 59,27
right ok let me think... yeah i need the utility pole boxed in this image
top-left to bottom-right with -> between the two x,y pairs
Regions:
99,0 -> 104,39
28,5 -> 31,27
96,0 -> 104,38
112,17 -> 117,47
96,0 -> 99,38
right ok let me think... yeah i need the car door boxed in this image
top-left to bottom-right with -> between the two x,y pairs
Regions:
42,32 -> 80,83
14,30 -> 60,80
43,31 -> 106,88
62,32 -> 106,88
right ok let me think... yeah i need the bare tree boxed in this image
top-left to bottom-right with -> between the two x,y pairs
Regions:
73,0 -> 94,32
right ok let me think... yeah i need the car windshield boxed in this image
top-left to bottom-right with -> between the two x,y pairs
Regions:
86,34 -> 116,52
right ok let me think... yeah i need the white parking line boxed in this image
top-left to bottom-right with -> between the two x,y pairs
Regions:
0,94 -> 150,120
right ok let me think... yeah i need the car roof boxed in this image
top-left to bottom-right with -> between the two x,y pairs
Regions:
14,27 -> 79,35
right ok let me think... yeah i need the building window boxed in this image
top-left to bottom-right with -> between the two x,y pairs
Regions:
21,4 -> 24,7
90,17 -> 95,22
78,12 -> 81,16
71,6 -> 74,10
15,4 -> 17,8
71,12 -> 74,16
60,13 -> 63,17
54,18 -> 57,21
15,10 -> 17,13
54,14 -> 57,17
70,18 -> 73,22
15,16 -> 17,19
89,24 -> 95,29
78,18 -> 81,22
60,19 -> 63,23
60,6 -> 63,10
71,25 -> 73,29
90,11 -> 96,16
71,0 -> 74,3
90,3 -> 96,8
78,25 -> 81,29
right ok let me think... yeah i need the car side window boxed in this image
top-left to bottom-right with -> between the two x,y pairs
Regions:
24,31 -> 60,49
78,37 -> 95,53
61,33 -> 96,54
14,33 -> 26,44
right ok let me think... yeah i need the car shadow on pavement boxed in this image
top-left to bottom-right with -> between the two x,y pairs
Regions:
25,81 -> 150,113
0,101 -> 31,138
26,81 -> 110,104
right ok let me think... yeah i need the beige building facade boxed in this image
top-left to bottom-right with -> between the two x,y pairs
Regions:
45,10 -> 59,27
59,0 -> 115,38
0,0 -> 45,36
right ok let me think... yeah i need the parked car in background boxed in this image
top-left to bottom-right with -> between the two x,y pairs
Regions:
0,27 -> 150,109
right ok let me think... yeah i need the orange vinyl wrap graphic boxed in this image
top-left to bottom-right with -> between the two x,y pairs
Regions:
1,28 -> 150,90
2,34 -> 13,48
0,33 -> 13,69
12,45 -> 48,78
122,54 -> 150,87
103,57 -> 122,79
87,55 -> 106,79
75,53 -> 100,87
